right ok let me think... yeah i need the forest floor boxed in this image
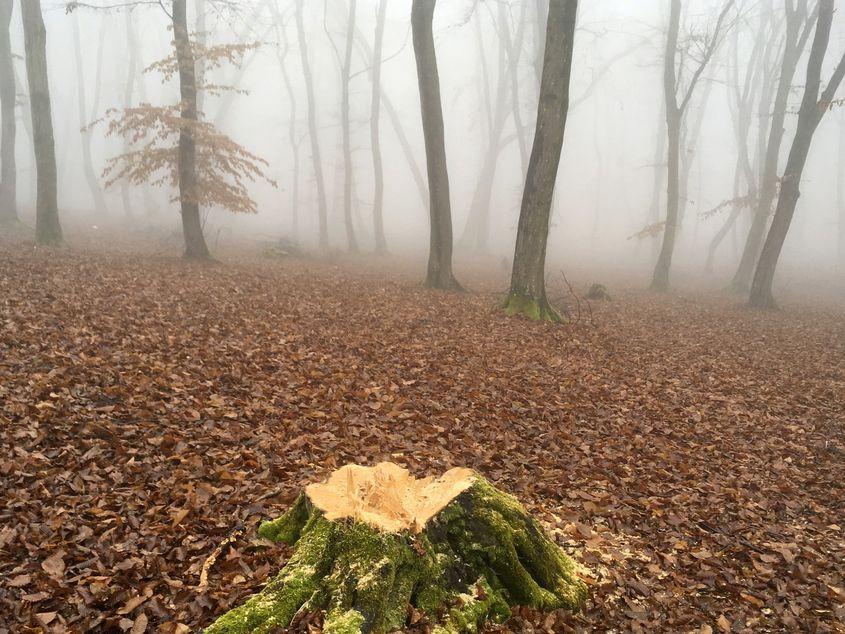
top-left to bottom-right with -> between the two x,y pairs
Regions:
0,238 -> 843,633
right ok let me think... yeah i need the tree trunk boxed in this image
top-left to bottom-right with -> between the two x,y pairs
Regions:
0,0 -> 15,225
838,112 -> 845,273
370,0 -> 388,254
204,463 -> 586,634
341,0 -> 359,253
172,0 -> 210,260
120,9 -> 138,219
21,0 -> 61,245
72,13 -> 108,216
505,0 -> 578,322
296,0 -> 329,250
412,0 -> 460,290
732,0 -> 811,292
750,0 -> 845,307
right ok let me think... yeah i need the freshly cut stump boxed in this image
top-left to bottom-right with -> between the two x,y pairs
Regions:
205,463 -> 587,634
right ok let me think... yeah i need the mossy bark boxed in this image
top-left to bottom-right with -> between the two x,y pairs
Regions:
204,477 -> 586,634
503,293 -> 565,324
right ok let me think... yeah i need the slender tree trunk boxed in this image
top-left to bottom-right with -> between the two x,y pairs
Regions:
412,0 -> 460,290
273,10 -> 301,240
196,0 -> 207,117
461,3 -> 511,254
750,0 -> 845,307
341,0 -> 358,252
22,0 -> 60,245
72,13 -> 108,216
121,9 -> 138,219
0,0 -> 15,224
733,0 -> 810,292
172,0 -> 210,259
504,2 -> 530,177
296,0 -> 329,249
650,0 -> 682,292
647,98 -> 666,260
505,0 -> 578,322
370,0 -> 388,254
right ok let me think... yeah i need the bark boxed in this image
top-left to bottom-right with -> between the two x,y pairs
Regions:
21,0 -> 61,245
72,13 -> 108,216
750,0 -> 845,308
369,0 -> 388,254
296,0 -> 329,249
204,465 -> 586,634
505,0 -> 578,323
412,0 -> 460,290
646,99 -> 666,260
341,0 -> 359,252
173,0 -> 210,259
732,0 -> 812,292
0,0 -> 15,224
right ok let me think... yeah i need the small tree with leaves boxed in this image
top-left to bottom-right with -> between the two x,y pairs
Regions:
82,2 -> 273,259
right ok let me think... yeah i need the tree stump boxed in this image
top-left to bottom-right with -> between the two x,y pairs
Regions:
204,463 -> 587,634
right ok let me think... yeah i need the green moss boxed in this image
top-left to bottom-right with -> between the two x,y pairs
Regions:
258,493 -> 310,545
324,608 -> 366,634
503,293 -> 565,323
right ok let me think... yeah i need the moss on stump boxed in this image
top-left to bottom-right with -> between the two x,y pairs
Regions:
204,463 -> 586,634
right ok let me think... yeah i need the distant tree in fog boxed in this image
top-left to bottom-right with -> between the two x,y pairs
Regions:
0,0 -> 15,225
750,0 -> 845,307
732,0 -> 816,293
369,0 -> 389,254
412,0 -> 461,290
22,0 -> 61,246
505,0 -> 578,323
651,0 -> 736,292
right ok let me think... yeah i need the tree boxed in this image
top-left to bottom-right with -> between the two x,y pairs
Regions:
749,0 -> 845,307
341,0 -> 359,252
172,0 -> 208,259
204,463 -> 587,633
839,111 -> 845,272
0,0 -> 15,225
412,0 -> 460,290
651,0 -> 735,292
295,0 -> 329,250
22,0 -> 61,246
369,0 -> 388,254
72,12 -> 109,216
732,0 -> 814,292
504,0 -> 578,322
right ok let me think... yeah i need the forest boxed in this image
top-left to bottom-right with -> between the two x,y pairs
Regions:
0,0 -> 843,632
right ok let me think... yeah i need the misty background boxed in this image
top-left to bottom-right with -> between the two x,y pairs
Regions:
14,0 -> 845,291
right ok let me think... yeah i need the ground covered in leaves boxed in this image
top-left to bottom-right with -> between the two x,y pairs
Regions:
1,240 -> 843,633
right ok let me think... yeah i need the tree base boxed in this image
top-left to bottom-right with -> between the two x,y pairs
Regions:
503,293 -> 565,323
204,464 -> 586,634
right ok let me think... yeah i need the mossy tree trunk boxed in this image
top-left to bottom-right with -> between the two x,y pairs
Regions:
412,0 -> 461,291
204,470 -> 586,634
505,0 -> 578,323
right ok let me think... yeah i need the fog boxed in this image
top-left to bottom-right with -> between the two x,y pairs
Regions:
17,0 -> 845,292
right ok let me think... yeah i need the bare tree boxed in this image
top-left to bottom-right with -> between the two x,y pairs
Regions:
295,0 -> 329,249
173,0 -> 209,259
839,111 -> 845,272
505,0 -> 578,322
732,0 -> 814,292
651,0 -> 735,292
412,0 -> 460,290
0,0 -> 15,224
369,0 -> 388,254
340,0 -> 359,252
73,12 -> 109,216
750,0 -> 845,307
22,0 -> 61,245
